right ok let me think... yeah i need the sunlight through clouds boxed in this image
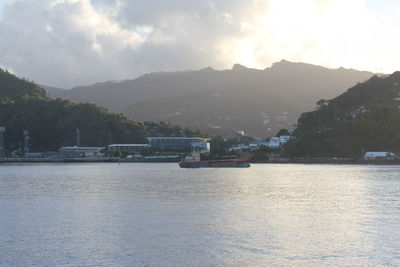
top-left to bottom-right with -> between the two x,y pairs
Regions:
225,0 -> 380,71
0,0 -> 399,87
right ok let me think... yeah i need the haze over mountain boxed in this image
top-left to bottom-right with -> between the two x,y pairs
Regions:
47,60 -> 374,137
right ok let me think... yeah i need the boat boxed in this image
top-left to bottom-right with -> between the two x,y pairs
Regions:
179,150 -> 251,168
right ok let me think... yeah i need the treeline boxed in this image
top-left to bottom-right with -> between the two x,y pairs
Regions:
0,97 -> 147,152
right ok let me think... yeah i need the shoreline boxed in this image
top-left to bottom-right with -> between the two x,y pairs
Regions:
1,157 -> 400,165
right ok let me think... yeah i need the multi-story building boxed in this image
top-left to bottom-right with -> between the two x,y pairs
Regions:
59,146 -> 105,157
147,137 -> 210,153
108,144 -> 150,154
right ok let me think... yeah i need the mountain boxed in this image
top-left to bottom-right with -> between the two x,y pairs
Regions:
0,68 -> 146,152
46,60 -> 374,137
124,61 -> 374,137
284,72 -> 400,158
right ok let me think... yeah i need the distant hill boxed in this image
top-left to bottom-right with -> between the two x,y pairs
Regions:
47,60 -> 374,138
41,85 -> 66,97
285,72 -> 400,158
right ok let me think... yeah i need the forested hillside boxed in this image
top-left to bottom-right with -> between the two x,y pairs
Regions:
0,69 -> 46,99
0,98 -> 147,151
0,68 -> 146,152
285,73 -> 400,158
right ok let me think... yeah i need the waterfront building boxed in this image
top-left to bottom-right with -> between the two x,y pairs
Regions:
108,144 -> 149,154
364,152 -> 399,160
230,143 -> 250,151
24,152 -> 46,158
147,137 -> 210,153
59,146 -> 105,157
232,135 -> 292,151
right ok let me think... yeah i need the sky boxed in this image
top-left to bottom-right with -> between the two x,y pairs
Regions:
0,0 -> 399,88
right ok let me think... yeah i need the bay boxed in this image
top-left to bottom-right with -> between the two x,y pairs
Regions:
1,163 -> 400,266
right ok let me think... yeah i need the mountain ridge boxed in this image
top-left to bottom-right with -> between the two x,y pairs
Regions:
45,60 -> 374,137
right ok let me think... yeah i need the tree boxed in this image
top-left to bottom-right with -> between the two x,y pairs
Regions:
316,99 -> 328,109
276,128 -> 290,137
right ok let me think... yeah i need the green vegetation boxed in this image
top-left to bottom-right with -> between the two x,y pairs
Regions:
144,121 -> 205,138
0,68 -> 209,154
0,69 -> 46,100
276,128 -> 290,137
0,98 -> 146,152
285,73 -> 400,158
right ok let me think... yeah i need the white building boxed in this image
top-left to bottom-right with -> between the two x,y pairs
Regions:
147,137 -> 210,153
236,130 -> 245,136
364,152 -> 399,160
230,135 -> 292,151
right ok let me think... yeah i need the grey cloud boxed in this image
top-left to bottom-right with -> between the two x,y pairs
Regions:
0,0 -> 249,88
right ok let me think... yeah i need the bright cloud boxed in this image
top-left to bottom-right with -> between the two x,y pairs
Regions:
0,0 -> 399,87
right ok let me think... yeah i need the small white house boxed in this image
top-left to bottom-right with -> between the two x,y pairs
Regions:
364,152 -> 399,160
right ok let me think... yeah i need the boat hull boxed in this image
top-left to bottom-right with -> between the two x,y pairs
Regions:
179,156 -> 251,168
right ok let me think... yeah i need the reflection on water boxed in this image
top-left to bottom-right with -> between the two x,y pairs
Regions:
0,163 -> 400,266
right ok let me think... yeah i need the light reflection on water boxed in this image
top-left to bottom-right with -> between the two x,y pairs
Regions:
0,163 -> 400,266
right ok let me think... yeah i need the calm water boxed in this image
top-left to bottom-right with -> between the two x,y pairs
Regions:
1,163 -> 400,266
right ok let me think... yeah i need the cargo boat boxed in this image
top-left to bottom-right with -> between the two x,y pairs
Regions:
179,151 -> 251,168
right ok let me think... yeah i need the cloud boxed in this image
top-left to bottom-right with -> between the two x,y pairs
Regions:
0,0 -> 149,87
0,0 -> 400,87
225,0 -> 400,73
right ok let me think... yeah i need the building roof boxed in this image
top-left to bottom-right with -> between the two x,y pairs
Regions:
60,146 -> 105,149
59,146 -> 105,151
147,137 -> 209,141
108,144 -> 150,147
365,152 -> 395,156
